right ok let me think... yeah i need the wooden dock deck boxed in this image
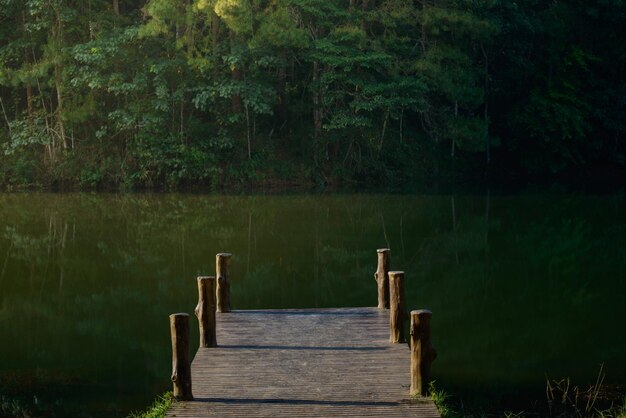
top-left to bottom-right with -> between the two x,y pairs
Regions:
166,307 -> 440,417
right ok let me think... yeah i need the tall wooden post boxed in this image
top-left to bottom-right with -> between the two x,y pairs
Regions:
410,310 -> 437,397
389,271 -> 407,343
375,248 -> 391,309
216,252 -> 232,313
170,313 -> 193,400
195,276 -> 217,348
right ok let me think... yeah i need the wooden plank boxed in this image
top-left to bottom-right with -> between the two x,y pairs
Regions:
166,307 -> 440,417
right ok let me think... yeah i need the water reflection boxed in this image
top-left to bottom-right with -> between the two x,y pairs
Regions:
0,193 -> 624,416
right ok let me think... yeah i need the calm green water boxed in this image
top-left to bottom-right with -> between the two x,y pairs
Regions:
0,193 -> 625,417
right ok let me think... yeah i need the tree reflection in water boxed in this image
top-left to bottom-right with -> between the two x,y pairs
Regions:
0,192 -> 624,416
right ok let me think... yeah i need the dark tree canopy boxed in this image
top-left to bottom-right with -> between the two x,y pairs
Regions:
0,0 -> 624,189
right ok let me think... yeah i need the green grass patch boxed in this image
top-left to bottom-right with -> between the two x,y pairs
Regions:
428,382 -> 458,418
127,392 -> 174,418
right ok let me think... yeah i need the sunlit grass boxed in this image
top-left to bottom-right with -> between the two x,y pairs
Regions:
127,392 -> 174,418
428,381 -> 456,418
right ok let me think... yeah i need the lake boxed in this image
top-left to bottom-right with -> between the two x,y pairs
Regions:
0,192 -> 624,417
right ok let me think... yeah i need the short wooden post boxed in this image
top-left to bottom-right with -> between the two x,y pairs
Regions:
195,276 -> 217,348
216,252 -> 232,313
169,313 -> 193,400
375,248 -> 391,309
410,309 -> 437,397
389,271 -> 407,343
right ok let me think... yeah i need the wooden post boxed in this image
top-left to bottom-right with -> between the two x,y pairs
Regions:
216,252 -> 232,313
375,248 -> 391,309
170,313 -> 193,400
195,276 -> 217,348
410,310 -> 437,397
389,271 -> 407,343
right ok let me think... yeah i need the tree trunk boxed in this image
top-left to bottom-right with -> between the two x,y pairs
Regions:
211,8 -> 220,77
33,66 -> 54,161
53,5 -> 67,150
112,0 -> 119,15
55,65 -> 67,150
26,84 -> 33,118
180,100 -> 185,142
276,52 -> 288,128
379,110 -> 389,151
0,97 -> 11,137
23,12 -> 33,119
361,0 -> 370,32
312,61 -> 322,139
232,66 -> 243,113
245,104 -> 251,159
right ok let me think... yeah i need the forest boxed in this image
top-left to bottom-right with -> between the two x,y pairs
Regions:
0,0 -> 625,190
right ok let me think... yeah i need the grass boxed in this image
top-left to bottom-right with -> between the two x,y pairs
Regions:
546,364 -> 626,418
596,398 -> 626,418
127,392 -> 174,418
409,382 -> 461,417
428,382 -> 458,418
427,379 -> 626,418
0,396 -> 31,418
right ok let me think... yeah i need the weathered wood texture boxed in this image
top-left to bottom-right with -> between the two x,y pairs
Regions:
410,310 -> 437,397
169,313 -> 193,400
166,308 -> 439,417
389,271 -> 407,344
216,253 -> 232,313
194,276 -> 217,348
375,249 -> 391,309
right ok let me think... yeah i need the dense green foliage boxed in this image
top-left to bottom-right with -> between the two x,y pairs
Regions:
0,0 -> 625,189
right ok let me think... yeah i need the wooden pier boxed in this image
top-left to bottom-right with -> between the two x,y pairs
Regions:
166,307 -> 439,417
165,249 -> 440,417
